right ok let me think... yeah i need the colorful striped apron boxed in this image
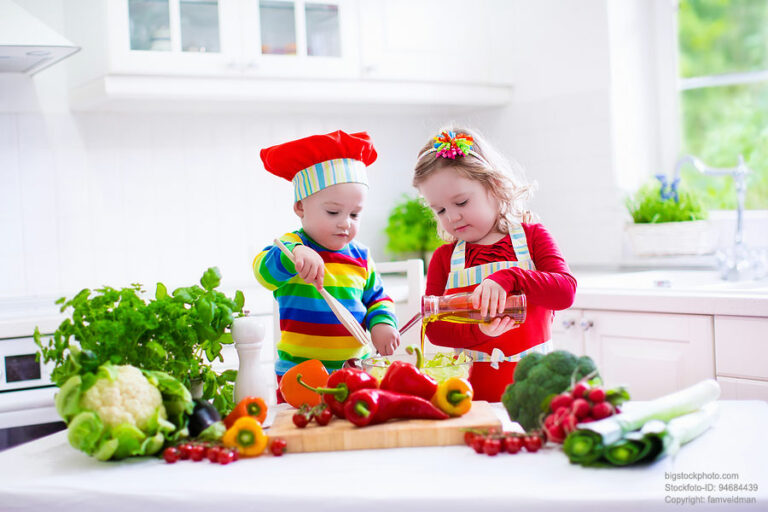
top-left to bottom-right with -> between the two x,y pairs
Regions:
443,223 -> 553,401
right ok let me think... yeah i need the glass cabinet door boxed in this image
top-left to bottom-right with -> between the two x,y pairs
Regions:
259,1 -> 297,55
128,0 -> 221,53
305,3 -> 340,57
257,0 -> 342,58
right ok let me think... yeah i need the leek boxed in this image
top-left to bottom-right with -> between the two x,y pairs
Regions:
564,379 -> 720,466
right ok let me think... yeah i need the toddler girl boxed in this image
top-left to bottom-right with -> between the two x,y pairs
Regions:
413,128 -> 576,402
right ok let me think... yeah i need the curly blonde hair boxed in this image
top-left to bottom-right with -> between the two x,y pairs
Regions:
412,126 -> 537,242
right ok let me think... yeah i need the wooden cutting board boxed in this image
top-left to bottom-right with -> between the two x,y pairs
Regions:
265,400 -> 502,453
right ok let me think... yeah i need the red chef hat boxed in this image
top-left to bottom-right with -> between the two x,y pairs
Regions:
260,130 -> 378,201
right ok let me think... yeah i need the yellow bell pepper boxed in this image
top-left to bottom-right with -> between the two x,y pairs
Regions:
432,377 -> 473,417
222,416 -> 268,457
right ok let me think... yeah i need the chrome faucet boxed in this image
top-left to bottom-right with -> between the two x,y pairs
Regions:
674,155 -> 762,281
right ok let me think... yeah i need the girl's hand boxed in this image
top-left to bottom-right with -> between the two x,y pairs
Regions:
471,279 -> 508,319
291,245 -> 325,289
370,323 -> 400,356
478,316 -> 520,337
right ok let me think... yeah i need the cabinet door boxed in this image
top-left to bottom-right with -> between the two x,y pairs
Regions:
240,0 -> 359,78
717,376 -> 768,401
358,0 -> 511,84
551,309 -> 585,355
109,0 -> 242,75
583,310 -> 715,400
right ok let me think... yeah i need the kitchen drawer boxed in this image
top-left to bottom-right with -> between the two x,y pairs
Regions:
715,316 -> 768,380
717,376 -> 768,401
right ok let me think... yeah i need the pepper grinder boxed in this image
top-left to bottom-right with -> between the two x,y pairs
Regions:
231,315 -> 275,407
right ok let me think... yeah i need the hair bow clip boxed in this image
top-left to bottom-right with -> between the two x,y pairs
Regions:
432,131 -> 475,160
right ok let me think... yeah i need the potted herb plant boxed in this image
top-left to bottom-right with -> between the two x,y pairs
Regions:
625,175 -> 717,256
384,195 -> 442,266
35,267 -> 244,414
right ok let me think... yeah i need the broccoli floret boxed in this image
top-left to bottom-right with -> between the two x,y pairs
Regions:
501,350 -> 598,432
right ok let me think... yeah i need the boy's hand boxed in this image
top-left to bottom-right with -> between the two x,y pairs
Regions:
470,279 -> 508,319
370,323 -> 400,356
290,245 -> 325,289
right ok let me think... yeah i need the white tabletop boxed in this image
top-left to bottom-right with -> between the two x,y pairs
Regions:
0,402 -> 766,512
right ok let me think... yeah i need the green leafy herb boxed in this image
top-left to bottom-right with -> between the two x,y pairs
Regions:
35,267 -> 244,415
626,180 -> 708,223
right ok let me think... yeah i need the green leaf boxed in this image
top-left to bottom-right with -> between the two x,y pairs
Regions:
234,290 -> 245,311
172,287 -> 194,303
155,282 -> 168,300
200,267 -> 222,291
67,411 -> 104,455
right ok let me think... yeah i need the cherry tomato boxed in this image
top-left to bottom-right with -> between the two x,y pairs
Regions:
293,412 -> 310,428
483,438 -> 502,456
523,435 -> 543,452
463,431 -> 477,446
471,436 -> 486,454
177,443 -> 192,460
163,446 -> 180,463
270,438 -> 288,456
228,449 -> 240,461
218,450 -> 235,465
206,445 -> 222,463
503,436 -> 523,454
313,406 -> 333,426
189,443 -> 206,461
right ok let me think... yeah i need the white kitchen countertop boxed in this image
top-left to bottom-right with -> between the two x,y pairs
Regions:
0,401 -> 765,512
572,270 -> 768,317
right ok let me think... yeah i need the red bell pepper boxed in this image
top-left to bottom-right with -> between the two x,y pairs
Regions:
379,346 -> 438,401
296,368 -> 378,418
344,389 -> 449,427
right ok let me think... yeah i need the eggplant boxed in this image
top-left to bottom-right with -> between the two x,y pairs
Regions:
188,398 -> 221,438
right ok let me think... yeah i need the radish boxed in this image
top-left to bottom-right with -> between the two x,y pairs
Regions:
572,381 -> 590,399
550,393 -> 573,412
572,398 -> 591,419
562,413 -> 578,433
545,422 -> 565,443
591,401 -> 614,420
588,387 -> 606,403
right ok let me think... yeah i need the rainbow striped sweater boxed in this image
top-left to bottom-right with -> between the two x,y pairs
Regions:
253,230 -> 397,375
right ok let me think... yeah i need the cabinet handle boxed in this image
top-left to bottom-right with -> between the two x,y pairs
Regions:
561,319 -> 576,330
579,319 -> 594,331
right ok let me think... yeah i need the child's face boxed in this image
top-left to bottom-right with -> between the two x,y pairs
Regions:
294,182 -> 366,250
418,166 -> 501,245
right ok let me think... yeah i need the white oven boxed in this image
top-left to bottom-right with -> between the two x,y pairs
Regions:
0,335 -> 60,433
0,298 -> 67,449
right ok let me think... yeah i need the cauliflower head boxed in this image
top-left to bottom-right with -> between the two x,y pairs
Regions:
55,362 -> 193,461
80,365 -> 166,431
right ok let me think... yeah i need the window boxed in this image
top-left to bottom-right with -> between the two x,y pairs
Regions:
677,0 -> 768,209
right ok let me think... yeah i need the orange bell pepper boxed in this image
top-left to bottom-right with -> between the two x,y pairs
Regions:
432,377 -> 473,417
279,359 -> 329,408
224,396 -> 268,429
222,416 -> 268,457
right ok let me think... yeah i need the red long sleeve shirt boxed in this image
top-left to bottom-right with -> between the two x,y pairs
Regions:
424,223 -> 577,350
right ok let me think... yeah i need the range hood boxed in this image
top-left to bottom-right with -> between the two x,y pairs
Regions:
0,0 -> 80,75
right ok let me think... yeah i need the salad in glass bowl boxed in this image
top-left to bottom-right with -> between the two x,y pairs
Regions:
362,350 -> 472,383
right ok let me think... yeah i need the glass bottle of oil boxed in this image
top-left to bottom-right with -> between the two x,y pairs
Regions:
421,292 -> 526,325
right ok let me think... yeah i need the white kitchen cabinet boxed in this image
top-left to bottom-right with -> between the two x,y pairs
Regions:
551,308 -> 716,400
63,0 -> 512,110
357,0 -> 514,86
714,315 -> 768,401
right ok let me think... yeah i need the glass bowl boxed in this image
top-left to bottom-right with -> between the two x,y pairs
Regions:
361,351 -> 472,383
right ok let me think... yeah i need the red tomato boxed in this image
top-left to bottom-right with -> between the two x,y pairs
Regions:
270,438 -> 288,456
483,438 -> 501,456
471,436 -> 487,454
523,435 -> 543,452
163,447 -> 180,463
503,436 -> 523,454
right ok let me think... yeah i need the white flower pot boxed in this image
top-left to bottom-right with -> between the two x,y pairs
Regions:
625,220 -> 719,257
